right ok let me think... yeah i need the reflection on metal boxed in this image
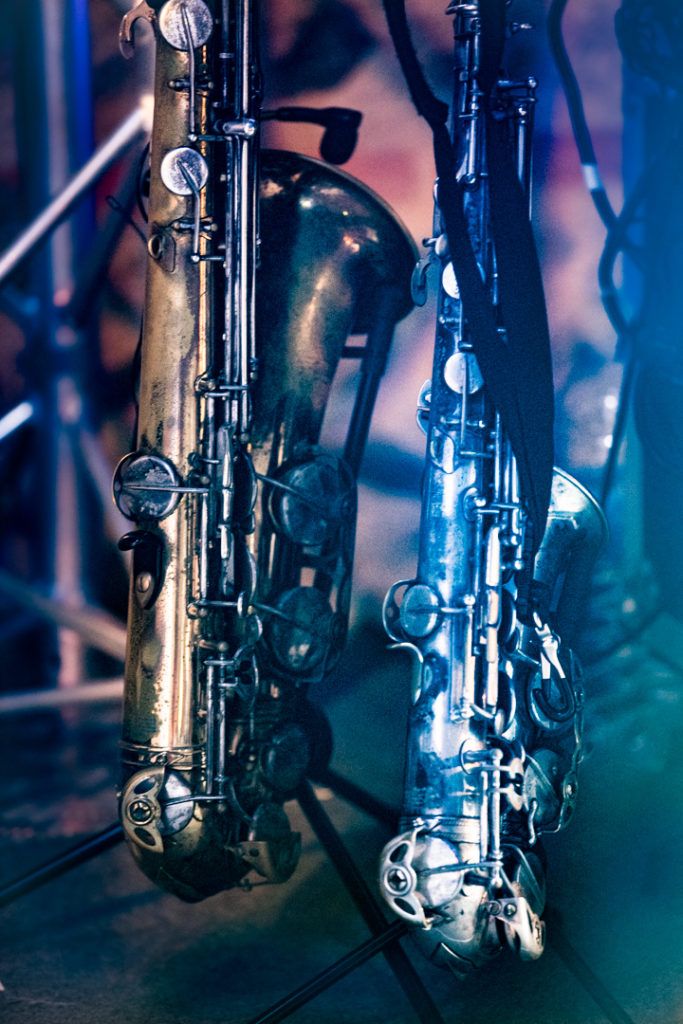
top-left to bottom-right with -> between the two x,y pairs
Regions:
0,401 -> 35,443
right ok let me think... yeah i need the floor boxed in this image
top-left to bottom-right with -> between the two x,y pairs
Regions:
0,573 -> 681,1024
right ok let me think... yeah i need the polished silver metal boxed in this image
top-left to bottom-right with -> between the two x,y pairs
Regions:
379,0 -> 607,976
159,146 -> 209,195
158,0 -> 213,51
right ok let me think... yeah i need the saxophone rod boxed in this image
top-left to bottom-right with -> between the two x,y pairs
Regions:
0,824 -> 124,909
0,96 -> 153,287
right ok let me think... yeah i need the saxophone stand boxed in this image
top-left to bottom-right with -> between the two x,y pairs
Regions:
0,766 -> 638,1024
0,766 -> 445,1024
0,0 -> 157,701
0,267 -> 440,1024
0,25 -> 635,1020
0,49 -> 149,687
0,86 -> 441,1016
0,177 -> 639,1024
0,782 -> 439,1023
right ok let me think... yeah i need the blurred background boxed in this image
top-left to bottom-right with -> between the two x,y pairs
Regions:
0,1 -> 681,1022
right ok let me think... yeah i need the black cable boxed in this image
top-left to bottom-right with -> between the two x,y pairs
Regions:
596,151 -> 664,342
599,354 -> 637,509
135,143 -> 150,223
547,0 -> 655,507
593,27 -> 683,504
547,0 -> 618,231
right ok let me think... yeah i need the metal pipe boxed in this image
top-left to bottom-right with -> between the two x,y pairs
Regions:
0,98 -> 153,286
0,400 -> 36,443
297,780 -> 447,1024
248,920 -> 410,1024
0,569 -> 127,660
0,678 -> 123,713
0,825 -> 124,908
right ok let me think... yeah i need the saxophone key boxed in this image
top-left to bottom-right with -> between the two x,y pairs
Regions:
158,0 -> 213,51
160,147 -> 209,197
400,583 -> 442,639
113,452 -> 183,521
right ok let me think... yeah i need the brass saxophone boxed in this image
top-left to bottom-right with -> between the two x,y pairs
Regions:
113,0 -> 414,901
378,0 -> 607,974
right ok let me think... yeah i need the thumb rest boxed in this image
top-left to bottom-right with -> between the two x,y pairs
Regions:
113,0 -> 415,900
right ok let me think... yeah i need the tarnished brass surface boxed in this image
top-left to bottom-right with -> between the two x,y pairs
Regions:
117,7 -> 415,900
123,145 -> 415,746
253,150 -> 414,474
121,29 -> 207,759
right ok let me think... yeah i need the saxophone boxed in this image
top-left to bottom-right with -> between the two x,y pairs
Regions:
378,0 -> 607,973
113,0 -> 414,901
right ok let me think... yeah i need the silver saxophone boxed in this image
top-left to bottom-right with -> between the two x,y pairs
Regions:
378,0 -> 607,974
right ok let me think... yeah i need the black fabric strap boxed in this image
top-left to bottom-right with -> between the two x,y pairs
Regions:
485,114 -> 555,529
382,0 -> 555,554
381,0 -> 448,128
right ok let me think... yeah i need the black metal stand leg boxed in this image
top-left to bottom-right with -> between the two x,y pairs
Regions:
247,919 -> 409,1024
309,774 -> 639,1024
0,823 -> 124,908
546,909 -> 637,1024
296,780 -> 446,1024
313,766 -> 398,829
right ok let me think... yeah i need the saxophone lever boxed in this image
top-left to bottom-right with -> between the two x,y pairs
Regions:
534,612 -> 565,681
531,612 -> 576,723
119,1 -> 156,59
488,897 -> 545,960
